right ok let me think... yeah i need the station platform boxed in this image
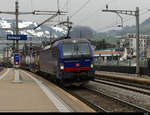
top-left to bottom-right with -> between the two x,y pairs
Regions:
0,68 -> 95,112
95,71 -> 150,85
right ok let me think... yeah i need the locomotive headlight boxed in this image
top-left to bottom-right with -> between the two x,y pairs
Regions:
90,63 -> 94,68
60,65 -> 64,70
60,63 -> 64,70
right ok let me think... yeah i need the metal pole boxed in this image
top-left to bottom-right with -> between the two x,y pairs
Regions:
116,13 -> 123,28
3,48 -> 4,66
102,7 -> 140,75
15,1 -> 19,52
12,1 -> 22,83
6,47 -> 8,67
13,23 -> 15,53
135,7 -> 140,76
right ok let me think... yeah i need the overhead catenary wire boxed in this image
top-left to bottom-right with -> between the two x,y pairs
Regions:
70,0 -> 91,19
61,0 -> 67,10
61,0 -> 69,12
72,0 -> 150,33
75,8 -> 100,25
74,0 -> 124,30
96,6 -> 150,32
75,0 -> 119,25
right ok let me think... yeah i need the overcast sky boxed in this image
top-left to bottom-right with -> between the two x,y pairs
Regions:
0,0 -> 150,32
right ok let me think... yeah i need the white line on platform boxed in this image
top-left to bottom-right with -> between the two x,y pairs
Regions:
22,71 -> 71,112
0,68 -> 9,80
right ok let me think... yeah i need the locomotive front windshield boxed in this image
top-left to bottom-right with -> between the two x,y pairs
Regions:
62,42 -> 90,58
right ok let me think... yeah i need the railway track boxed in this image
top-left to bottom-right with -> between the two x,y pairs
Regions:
35,72 -> 150,112
68,88 -> 106,112
64,86 -> 149,112
93,78 -> 150,96
95,75 -> 150,90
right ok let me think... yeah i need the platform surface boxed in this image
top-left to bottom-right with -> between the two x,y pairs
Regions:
0,68 -> 95,112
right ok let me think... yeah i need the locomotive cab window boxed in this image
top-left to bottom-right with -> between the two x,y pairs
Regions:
62,43 -> 74,56
76,43 -> 90,55
62,42 -> 90,58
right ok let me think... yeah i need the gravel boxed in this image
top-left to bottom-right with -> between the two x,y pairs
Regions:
86,81 -> 150,110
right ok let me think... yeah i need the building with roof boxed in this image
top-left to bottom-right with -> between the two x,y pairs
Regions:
120,33 -> 150,58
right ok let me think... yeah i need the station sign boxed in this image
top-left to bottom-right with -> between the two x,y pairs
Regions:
7,34 -> 27,40
14,53 -> 20,65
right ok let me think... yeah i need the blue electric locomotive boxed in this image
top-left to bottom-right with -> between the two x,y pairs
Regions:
38,38 -> 95,86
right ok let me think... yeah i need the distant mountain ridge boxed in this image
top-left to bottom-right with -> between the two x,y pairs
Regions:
0,18 -> 98,41
100,17 -> 150,36
1,16 -> 150,40
0,18 -> 67,38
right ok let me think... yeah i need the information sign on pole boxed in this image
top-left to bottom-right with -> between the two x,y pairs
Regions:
14,53 -> 20,65
7,34 -> 27,40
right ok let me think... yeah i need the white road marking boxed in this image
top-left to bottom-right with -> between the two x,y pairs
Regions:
12,69 -> 23,83
0,68 -> 10,80
22,71 -> 71,112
